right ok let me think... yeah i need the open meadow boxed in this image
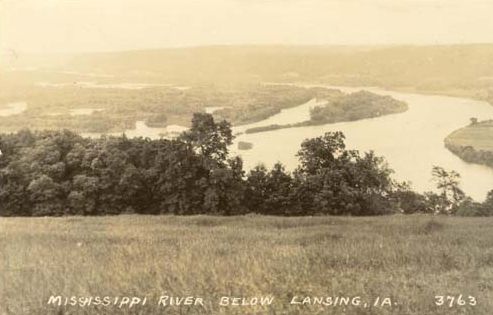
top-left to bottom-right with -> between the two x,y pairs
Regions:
1,214 -> 492,314
446,121 -> 493,152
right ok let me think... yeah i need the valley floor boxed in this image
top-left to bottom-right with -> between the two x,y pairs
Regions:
1,215 -> 492,314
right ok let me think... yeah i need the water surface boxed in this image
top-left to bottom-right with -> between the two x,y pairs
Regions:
72,86 -> 493,200
231,87 -> 493,200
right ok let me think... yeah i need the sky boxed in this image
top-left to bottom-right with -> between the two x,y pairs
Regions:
1,0 -> 493,53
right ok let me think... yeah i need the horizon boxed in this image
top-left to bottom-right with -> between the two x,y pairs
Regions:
2,0 -> 493,54
3,42 -> 493,57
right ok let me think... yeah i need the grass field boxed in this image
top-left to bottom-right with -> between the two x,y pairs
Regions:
446,122 -> 493,152
1,215 -> 493,314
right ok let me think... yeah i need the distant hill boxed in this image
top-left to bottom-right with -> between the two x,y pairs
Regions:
2,44 -> 493,110
3,45 -> 493,90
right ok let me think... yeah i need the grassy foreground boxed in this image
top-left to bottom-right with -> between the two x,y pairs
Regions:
1,215 -> 492,314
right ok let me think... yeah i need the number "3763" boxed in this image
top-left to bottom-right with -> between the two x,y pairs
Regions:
435,295 -> 476,307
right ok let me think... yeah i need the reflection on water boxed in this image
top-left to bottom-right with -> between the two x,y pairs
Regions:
82,121 -> 188,139
0,102 -> 27,117
231,86 -> 493,201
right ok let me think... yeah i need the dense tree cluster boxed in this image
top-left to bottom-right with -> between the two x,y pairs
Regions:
0,83 -> 314,134
0,114 -> 244,216
243,135 -> 397,216
393,166 -> 493,216
1,113 -> 492,217
244,91 -> 408,134
309,91 -> 408,124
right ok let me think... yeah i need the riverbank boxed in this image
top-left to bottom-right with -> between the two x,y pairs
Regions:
378,86 -> 493,107
1,214 -> 492,315
445,120 -> 493,168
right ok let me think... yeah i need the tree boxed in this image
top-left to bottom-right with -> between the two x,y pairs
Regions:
0,170 -> 30,216
245,164 -> 269,213
203,156 -> 246,215
264,162 -> 293,215
484,190 -> 493,209
294,132 -> 395,215
431,166 -> 465,214
296,131 -> 346,175
68,175 -> 100,215
245,162 -> 294,214
455,196 -> 488,216
27,175 -> 64,216
179,113 -> 233,165
391,182 -> 430,214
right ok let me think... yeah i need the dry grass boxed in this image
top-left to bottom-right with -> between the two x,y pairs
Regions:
1,215 -> 492,314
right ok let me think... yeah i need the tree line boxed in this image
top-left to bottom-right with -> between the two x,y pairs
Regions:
445,143 -> 493,169
0,113 -> 492,217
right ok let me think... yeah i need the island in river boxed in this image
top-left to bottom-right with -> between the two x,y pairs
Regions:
0,82 -> 317,133
244,90 -> 408,134
0,78 -> 407,136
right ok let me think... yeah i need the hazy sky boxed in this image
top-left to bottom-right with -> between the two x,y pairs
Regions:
1,0 -> 493,53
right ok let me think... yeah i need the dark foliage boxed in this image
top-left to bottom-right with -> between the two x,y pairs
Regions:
2,113 -> 491,217
309,91 -> 408,124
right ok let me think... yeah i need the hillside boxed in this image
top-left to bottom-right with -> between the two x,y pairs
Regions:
4,44 -> 493,98
1,215 -> 492,315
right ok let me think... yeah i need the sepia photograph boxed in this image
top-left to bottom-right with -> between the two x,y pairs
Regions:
1,0 -> 493,314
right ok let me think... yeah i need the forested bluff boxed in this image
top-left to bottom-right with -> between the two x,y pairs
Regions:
1,113 -> 492,217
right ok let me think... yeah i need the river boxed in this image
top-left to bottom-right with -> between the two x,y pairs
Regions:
230,86 -> 493,201
6,87 -> 493,200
